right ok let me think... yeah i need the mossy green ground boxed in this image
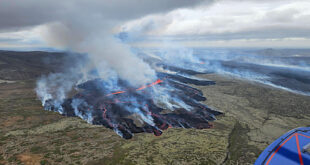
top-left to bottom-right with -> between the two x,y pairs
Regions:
0,74 -> 309,165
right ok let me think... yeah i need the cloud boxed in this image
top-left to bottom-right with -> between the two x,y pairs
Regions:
0,0 -> 206,31
0,26 -> 46,49
120,0 -> 310,46
1,0 -> 309,50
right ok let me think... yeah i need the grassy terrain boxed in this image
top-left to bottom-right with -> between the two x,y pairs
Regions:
198,74 -> 310,164
0,51 -> 309,164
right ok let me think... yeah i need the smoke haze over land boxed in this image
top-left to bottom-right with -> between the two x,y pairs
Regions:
0,0 -> 309,138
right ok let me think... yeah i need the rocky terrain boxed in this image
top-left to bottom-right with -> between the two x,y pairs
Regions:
0,51 -> 309,165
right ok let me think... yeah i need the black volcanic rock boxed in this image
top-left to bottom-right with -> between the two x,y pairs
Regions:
44,72 -> 222,139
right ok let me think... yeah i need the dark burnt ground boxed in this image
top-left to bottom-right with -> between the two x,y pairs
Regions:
0,50 -> 86,80
44,72 -> 222,139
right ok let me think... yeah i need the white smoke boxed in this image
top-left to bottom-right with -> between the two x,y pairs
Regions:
36,73 -> 77,107
71,98 -> 94,124
41,21 -> 156,87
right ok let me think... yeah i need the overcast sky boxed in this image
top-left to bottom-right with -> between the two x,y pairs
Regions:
0,0 -> 309,50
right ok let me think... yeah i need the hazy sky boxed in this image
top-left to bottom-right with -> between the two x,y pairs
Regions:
0,0 -> 309,49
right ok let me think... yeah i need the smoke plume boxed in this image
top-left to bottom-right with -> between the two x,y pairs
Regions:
22,0 -> 224,138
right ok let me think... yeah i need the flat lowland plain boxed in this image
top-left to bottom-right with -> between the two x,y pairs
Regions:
0,51 -> 309,165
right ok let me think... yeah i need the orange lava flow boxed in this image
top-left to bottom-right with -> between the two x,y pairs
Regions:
105,91 -> 126,96
136,79 -> 163,91
105,79 -> 163,96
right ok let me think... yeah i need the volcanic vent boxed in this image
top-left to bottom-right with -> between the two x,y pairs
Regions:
42,69 -> 222,139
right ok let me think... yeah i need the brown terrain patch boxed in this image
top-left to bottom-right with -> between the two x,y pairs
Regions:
18,154 -> 42,165
2,116 -> 24,127
0,160 -> 6,165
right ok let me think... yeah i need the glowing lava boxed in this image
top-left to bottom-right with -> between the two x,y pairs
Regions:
106,79 -> 163,96
136,79 -> 163,91
105,91 -> 126,96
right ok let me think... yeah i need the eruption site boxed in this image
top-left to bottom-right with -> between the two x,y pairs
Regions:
42,65 -> 222,139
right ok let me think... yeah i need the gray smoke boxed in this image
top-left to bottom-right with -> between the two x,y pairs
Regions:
1,0 -> 206,86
